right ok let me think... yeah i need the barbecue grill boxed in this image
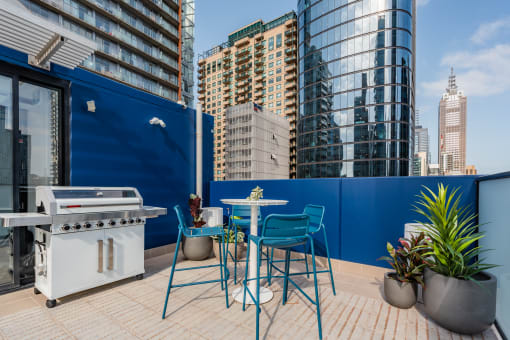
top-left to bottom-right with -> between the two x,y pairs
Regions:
0,186 -> 167,308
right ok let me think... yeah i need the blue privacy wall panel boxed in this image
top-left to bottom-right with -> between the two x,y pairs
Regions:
339,176 -> 478,266
209,176 -> 478,267
0,45 -> 214,249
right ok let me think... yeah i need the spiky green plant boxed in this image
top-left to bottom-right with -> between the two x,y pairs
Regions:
413,184 -> 497,281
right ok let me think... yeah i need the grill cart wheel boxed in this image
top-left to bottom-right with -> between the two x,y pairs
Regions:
46,299 -> 56,308
136,274 -> 144,280
34,287 -> 41,295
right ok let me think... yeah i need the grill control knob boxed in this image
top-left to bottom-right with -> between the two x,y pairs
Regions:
74,224 -> 82,230
97,221 -> 104,228
62,224 -> 71,231
84,223 -> 92,229
135,218 -> 142,224
120,219 -> 127,225
128,218 -> 135,224
109,220 -> 116,226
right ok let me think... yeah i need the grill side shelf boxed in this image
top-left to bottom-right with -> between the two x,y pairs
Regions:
0,213 -> 52,227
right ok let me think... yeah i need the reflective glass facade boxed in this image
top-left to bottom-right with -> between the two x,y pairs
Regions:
297,0 -> 415,177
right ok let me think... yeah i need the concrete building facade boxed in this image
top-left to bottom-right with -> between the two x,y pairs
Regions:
439,68 -> 467,175
225,103 -> 289,180
197,12 -> 298,181
19,0 -> 194,105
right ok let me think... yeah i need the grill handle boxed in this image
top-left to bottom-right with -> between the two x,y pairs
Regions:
97,240 -> 103,273
108,238 -> 114,270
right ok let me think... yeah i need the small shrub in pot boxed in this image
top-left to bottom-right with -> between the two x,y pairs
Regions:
379,232 -> 429,309
211,227 -> 245,260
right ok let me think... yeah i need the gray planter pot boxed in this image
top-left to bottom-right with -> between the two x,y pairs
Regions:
212,241 -> 245,261
182,234 -> 212,261
423,267 -> 497,334
383,272 -> 418,309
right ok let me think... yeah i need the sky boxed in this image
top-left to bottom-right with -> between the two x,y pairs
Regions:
194,0 -> 510,175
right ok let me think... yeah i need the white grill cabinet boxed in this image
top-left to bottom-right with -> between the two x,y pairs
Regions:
0,186 -> 166,308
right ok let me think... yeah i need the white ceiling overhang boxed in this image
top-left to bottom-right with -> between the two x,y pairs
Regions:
0,0 -> 97,70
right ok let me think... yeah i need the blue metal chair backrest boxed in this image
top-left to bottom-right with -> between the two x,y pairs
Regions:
261,214 -> 310,238
303,204 -> 325,232
231,205 -> 261,218
174,205 -> 187,231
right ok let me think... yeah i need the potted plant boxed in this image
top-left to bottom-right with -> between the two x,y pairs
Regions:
211,227 -> 245,260
414,184 -> 497,334
379,232 -> 429,309
181,194 -> 212,261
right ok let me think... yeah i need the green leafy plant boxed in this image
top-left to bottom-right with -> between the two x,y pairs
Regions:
413,184 -> 497,281
378,232 -> 430,285
211,228 -> 245,243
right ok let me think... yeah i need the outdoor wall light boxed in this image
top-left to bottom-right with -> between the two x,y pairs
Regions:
149,117 -> 166,128
86,100 -> 96,112
177,100 -> 187,110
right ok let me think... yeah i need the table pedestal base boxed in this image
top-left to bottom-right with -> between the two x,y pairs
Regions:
232,286 -> 273,304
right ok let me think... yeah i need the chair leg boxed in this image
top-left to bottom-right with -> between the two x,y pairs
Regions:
219,236 -> 224,291
268,248 -> 274,286
283,249 -> 291,305
304,242 -> 310,279
234,226 -> 238,284
242,239 -> 251,311
322,227 -> 336,296
220,236 -> 229,308
256,242 -> 261,340
310,238 -> 323,340
266,247 -> 270,285
162,230 -> 182,319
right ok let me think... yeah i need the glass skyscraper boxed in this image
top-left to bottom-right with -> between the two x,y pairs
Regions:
297,0 -> 415,177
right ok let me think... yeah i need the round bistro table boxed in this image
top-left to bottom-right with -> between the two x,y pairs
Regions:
220,198 -> 288,304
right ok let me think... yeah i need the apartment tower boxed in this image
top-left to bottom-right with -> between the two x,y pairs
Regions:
225,103 -> 289,180
197,12 -> 298,181
297,0 -> 416,177
439,68 -> 467,175
19,0 -> 194,105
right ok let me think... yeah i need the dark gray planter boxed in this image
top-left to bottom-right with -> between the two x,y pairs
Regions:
182,234 -> 212,261
423,267 -> 497,334
384,272 -> 417,309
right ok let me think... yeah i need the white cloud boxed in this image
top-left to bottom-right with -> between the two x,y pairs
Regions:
421,44 -> 510,97
471,17 -> 510,44
416,0 -> 430,7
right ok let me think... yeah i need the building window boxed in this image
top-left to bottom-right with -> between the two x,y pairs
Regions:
268,37 -> 274,51
276,59 -> 282,65
276,68 -> 282,74
268,62 -> 274,68
276,33 -> 282,48
276,51 -> 282,57
268,54 -> 274,60
268,86 -> 274,92
276,76 -> 282,82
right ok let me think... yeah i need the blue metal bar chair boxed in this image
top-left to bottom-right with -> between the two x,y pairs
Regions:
242,214 -> 322,340
268,204 -> 336,295
162,205 -> 229,319
225,205 -> 263,284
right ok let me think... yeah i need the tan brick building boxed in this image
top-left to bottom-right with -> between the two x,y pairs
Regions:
197,12 -> 298,181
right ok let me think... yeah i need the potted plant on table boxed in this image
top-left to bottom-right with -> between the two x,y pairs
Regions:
181,194 -> 212,261
379,232 -> 429,309
414,184 -> 498,334
211,227 -> 245,260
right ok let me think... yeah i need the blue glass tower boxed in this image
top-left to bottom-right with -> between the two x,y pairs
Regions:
297,0 -> 415,177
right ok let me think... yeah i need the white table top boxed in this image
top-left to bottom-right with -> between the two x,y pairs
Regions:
220,199 -> 288,206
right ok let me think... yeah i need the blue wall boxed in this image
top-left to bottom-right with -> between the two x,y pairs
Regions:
209,176 -> 478,267
0,45 -> 214,249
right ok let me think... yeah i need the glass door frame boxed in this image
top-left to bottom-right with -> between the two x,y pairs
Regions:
0,60 -> 70,293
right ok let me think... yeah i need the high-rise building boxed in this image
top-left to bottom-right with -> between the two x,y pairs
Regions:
439,68 -> 467,175
412,152 -> 427,176
297,0 -> 416,177
465,165 -> 477,175
225,103 -> 289,180
197,12 -> 298,181
19,0 -> 194,105
414,110 -> 430,163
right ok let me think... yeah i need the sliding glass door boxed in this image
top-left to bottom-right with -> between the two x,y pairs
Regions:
0,75 -> 13,287
0,63 -> 68,293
